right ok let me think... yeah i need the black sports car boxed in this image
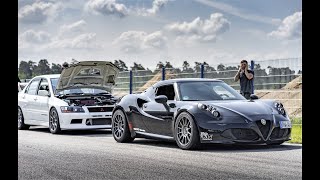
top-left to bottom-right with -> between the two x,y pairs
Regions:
111,78 -> 292,150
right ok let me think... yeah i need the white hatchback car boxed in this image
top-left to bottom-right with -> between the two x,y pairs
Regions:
18,61 -> 120,134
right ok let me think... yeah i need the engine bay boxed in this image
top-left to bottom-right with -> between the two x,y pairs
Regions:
57,94 -> 118,106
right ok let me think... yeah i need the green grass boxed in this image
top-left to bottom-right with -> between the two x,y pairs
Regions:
290,117 -> 302,124
288,124 -> 302,144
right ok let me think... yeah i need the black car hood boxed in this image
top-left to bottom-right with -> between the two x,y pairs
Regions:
206,100 -> 274,116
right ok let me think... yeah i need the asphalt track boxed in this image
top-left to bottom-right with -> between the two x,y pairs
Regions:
18,127 -> 302,180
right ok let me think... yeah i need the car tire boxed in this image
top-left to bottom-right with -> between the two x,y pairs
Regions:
266,141 -> 285,145
49,108 -> 62,134
174,112 -> 200,150
18,107 -> 30,130
112,109 -> 134,143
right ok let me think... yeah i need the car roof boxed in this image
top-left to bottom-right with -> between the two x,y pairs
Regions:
31,74 -> 60,79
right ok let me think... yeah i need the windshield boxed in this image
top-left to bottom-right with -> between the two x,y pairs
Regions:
50,78 -> 58,92
178,81 -> 245,101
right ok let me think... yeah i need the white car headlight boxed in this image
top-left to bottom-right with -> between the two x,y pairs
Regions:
60,106 -> 85,113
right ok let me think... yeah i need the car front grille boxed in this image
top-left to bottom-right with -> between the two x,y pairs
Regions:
256,120 -> 271,139
270,127 -> 290,139
85,118 -> 111,126
231,128 -> 259,141
87,106 -> 114,112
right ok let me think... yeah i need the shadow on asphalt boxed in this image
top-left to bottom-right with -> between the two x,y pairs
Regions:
26,127 -> 301,152
132,139 -> 302,152
28,127 -> 113,137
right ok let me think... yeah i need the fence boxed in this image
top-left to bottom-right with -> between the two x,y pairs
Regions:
113,57 -> 302,119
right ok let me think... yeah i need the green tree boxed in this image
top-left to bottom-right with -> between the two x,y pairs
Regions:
182,61 -> 193,73
194,62 -> 202,72
203,61 -> 216,72
71,58 -> 78,65
217,64 -> 225,71
156,61 -> 164,70
18,60 -> 32,79
203,62 -> 217,78
119,60 -> 128,71
165,61 -> 173,69
182,61 -> 190,71
131,62 -> 146,71
27,60 -> 37,77
51,63 -> 63,74
254,64 -> 261,70
114,59 -> 128,71
34,59 -> 51,75
114,60 -> 120,67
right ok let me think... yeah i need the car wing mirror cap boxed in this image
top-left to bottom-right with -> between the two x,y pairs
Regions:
155,95 -> 168,104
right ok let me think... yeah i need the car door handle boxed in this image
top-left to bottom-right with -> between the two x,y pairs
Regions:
34,98 -> 38,101
22,96 -> 26,99
169,103 -> 176,108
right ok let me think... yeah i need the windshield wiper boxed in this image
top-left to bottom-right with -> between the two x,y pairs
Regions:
64,93 -> 85,96
96,92 -> 110,95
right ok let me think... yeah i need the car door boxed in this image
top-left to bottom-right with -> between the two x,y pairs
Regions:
33,78 -> 51,122
142,84 -> 177,136
20,78 -> 41,123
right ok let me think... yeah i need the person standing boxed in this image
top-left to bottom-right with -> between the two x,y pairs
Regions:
234,60 -> 254,99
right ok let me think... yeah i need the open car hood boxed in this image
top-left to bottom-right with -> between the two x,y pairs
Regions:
55,61 -> 120,92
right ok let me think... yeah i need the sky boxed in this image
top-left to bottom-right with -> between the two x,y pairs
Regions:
18,0 -> 302,70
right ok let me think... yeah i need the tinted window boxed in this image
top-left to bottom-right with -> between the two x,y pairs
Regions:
25,79 -> 40,95
156,85 -> 175,100
178,81 -> 245,101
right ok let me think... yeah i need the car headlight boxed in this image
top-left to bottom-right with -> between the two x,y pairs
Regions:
274,102 -> 286,116
197,103 -> 208,110
198,103 -> 221,118
60,106 -> 85,113
211,110 -> 220,117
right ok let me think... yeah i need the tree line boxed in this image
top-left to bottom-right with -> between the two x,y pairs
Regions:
18,59 -> 301,89
18,59 -> 231,79
18,59 -> 302,78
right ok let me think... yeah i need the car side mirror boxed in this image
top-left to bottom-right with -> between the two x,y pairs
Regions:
250,94 -> 259,100
155,95 -> 170,112
155,95 -> 168,104
38,90 -> 50,97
